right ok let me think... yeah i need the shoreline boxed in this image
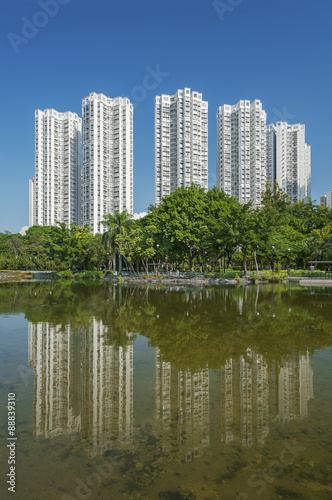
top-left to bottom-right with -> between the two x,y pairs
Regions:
1,270 -> 329,286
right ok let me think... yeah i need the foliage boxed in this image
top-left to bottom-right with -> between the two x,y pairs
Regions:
1,183 -> 332,273
1,282 -> 331,372
290,269 -> 329,277
74,270 -> 104,279
101,209 -> 134,272
57,270 -> 75,279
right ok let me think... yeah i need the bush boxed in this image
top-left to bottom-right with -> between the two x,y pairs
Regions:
57,270 -> 75,279
290,269 -> 328,278
219,271 -> 242,279
251,271 -> 288,282
75,271 -> 104,280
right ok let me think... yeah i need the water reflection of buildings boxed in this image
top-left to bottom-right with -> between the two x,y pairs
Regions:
82,320 -> 133,456
28,323 -> 82,439
277,351 -> 313,422
219,349 -> 314,447
28,318 -> 314,456
155,348 -> 210,460
28,319 -> 133,456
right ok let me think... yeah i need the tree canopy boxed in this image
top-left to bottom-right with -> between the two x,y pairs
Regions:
1,184 -> 332,272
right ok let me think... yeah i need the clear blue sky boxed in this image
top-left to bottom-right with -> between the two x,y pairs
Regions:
0,0 -> 331,233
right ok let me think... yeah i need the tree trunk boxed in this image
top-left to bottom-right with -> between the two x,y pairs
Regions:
242,248 -> 247,274
113,249 -> 116,272
253,250 -> 259,274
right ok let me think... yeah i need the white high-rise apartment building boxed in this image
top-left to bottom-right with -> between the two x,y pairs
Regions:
155,88 -> 208,206
217,100 -> 267,206
82,92 -> 133,234
267,122 -> 311,203
31,109 -> 82,227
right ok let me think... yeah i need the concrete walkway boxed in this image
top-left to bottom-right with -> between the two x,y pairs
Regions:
300,279 -> 332,287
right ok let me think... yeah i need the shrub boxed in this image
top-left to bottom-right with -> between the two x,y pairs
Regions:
290,269 -> 327,278
251,271 -> 288,282
57,270 -> 75,279
75,270 -> 104,279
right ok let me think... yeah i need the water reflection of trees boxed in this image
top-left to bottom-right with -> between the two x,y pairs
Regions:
1,282 -> 332,370
12,280 -> 328,490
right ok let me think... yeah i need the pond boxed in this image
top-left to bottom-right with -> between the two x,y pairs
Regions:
0,282 -> 332,499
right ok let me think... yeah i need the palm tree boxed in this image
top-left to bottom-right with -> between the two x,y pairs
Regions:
101,210 -> 134,272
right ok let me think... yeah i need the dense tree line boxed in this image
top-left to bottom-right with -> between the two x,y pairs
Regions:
1,184 -> 332,272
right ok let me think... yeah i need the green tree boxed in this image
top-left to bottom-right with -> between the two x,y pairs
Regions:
155,185 -> 209,271
101,210 -> 134,272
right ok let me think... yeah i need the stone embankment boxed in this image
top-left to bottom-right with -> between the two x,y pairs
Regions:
2,270 -> 332,287
117,275 -> 252,286
0,271 -> 56,282
0,271 -> 33,281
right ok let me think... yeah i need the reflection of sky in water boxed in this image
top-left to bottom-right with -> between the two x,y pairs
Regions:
0,283 -> 331,499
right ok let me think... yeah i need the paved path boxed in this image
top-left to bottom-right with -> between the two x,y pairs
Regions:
300,279 -> 332,287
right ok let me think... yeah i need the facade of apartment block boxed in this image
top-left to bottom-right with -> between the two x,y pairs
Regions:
155,88 -> 208,206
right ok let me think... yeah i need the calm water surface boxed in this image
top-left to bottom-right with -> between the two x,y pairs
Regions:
0,282 -> 332,500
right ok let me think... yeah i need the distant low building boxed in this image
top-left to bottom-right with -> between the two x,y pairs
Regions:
321,189 -> 332,208
19,226 -> 29,236
327,190 -> 332,208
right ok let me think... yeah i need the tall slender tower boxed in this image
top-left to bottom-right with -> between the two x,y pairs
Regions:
155,88 -> 208,206
267,122 -> 311,203
81,92 -> 133,234
31,109 -> 82,227
216,99 -> 267,206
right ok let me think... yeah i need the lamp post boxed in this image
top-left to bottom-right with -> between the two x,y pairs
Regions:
156,244 -> 160,273
288,248 -> 291,276
271,246 -> 275,271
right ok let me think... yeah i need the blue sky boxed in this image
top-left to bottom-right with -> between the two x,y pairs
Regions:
0,0 -> 331,233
